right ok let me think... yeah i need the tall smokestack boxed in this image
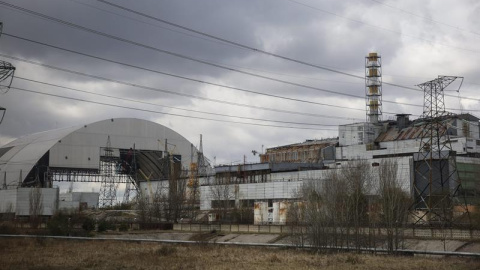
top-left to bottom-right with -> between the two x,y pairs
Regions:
365,52 -> 382,124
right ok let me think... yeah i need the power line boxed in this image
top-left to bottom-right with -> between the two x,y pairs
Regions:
59,1 -> 480,89
82,1 -> 480,106
2,33 -> 426,109
8,86 -> 338,131
2,3 -> 475,114
77,0 -> 404,87
0,1 -> 423,93
1,53 -> 365,120
0,34 -> 370,112
14,76 -> 343,127
95,0 -> 431,92
4,36 -> 476,117
66,0 -> 238,49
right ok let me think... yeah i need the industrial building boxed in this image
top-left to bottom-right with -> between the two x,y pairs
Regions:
199,112 -> 480,225
0,118 -> 207,217
200,55 -> 480,225
1,53 -> 478,227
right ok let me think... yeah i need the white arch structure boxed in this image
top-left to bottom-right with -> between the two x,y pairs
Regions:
0,118 -> 205,189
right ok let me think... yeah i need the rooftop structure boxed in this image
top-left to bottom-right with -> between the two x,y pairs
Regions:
260,138 -> 337,164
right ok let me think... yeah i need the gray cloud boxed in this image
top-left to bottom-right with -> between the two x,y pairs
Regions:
0,0 -> 479,166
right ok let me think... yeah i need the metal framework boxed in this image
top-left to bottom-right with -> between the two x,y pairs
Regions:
123,146 -> 138,203
1,22 -> 16,125
99,136 -> 118,207
0,106 -> 5,126
0,60 -> 15,93
49,168 -> 130,183
411,75 -> 470,226
365,52 -> 382,124
1,23 -> 15,94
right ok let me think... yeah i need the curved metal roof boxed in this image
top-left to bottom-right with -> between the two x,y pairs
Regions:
0,118 -> 202,188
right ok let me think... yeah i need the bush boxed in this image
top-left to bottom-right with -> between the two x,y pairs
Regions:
97,219 -> 116,232
82,217 -> 96,232
119,223 -> 129,232
47,213 -> 71,236
0,222 -> 18,234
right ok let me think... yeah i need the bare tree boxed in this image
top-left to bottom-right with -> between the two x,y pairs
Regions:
377,159 -> 410,252
29,187 -> 43,229
286,188 -> 307,247
342,160 -> 371,250
136,192 -> 150,223
297,161 -> 373,251
209,172 -> 235,222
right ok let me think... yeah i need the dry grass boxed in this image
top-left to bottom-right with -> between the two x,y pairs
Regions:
0,238 -> 479,270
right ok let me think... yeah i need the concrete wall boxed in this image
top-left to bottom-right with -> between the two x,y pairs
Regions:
0,189 -> 16,213
58,201 -> 80,212
59,192 -> 99,210
15,188 -> 59,216
253,201 -> 288,225
200,181 -> 302,211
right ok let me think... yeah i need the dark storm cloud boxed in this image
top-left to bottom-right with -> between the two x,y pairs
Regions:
1,0 -> 479,164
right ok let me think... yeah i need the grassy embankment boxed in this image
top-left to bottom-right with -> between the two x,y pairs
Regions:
1,238 -> 479,270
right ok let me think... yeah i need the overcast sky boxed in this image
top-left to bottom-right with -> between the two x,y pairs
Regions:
1,0 -> 480,166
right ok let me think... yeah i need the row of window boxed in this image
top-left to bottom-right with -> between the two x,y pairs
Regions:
268,149 -> 320,162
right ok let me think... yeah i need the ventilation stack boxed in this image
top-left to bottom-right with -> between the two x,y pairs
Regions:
365,52 -> 382,124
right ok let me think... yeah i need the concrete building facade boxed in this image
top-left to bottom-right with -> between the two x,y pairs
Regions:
200,113 -> 480,225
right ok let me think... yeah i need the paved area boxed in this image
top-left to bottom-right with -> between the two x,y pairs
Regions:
97,231 -> 480,253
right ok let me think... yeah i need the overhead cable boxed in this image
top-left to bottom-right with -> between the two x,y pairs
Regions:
9,86 -> 338,131
2,33 -> 425,109
1,53 -> 365,120
15,76 -> 342,127
0,1 -> 422,93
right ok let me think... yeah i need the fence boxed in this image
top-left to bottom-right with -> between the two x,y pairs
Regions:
173,223 -> 480,240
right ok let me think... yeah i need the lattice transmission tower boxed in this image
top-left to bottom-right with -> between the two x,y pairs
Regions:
0,22 -> 16,125
411,75 -> 470,226
99,136 -> 118,207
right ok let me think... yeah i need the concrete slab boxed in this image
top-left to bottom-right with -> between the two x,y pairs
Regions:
456,242 -> 480,253
404,239 -> 466,252
98,232 -> 196,241
217,233 -> 279,244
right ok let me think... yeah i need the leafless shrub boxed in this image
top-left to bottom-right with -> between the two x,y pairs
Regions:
377,159 -> 410,252
298,160 -> 410,252
29,187 -> 43,229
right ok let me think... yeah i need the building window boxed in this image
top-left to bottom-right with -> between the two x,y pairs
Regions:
358,132 -> 364,141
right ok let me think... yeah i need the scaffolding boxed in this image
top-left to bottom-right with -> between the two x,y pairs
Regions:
99,136 -> 118,207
